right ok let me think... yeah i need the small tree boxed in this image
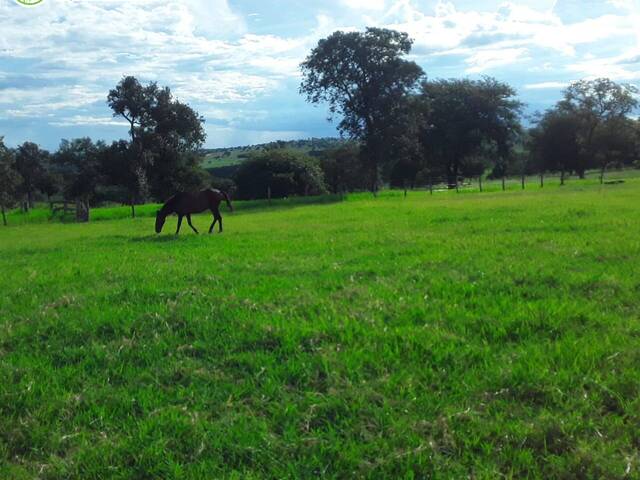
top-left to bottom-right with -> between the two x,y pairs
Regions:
319,143 -> 367,194
0,138 -> 20,226
53,138 -> 105,222
300,28 -> 423,193
558,78 -> 639,178
591,117 -> 638,182
234,150 -> 326,200
529,110 -> 582,185
14,141 -> 48,210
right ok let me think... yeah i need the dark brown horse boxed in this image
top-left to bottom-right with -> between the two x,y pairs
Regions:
155,189 -> 233,235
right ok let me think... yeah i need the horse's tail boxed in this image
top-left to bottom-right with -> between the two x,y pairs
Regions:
222,191 -> 233,212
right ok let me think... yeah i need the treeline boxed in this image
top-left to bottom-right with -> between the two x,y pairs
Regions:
1,76 -> 208,225
2,28 -> 640,225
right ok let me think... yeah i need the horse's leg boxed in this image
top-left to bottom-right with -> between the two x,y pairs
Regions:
214,207 -> 223,233
175,215 -> 183,235
209,210 -> 217,234
187,214 -> 199,234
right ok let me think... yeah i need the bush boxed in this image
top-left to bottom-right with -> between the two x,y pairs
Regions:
319,144 -> 367,193
234,150 -> 327,200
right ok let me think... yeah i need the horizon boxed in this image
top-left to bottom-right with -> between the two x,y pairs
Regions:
1,0 -> 639,151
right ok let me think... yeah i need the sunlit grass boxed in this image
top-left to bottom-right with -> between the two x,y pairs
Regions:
1,179 -> 639,478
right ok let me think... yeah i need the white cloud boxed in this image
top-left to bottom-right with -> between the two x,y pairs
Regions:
341,0 -> 386,11
524,81 -> 570,89
49,116 -> 129,127
1,0 -> 639,148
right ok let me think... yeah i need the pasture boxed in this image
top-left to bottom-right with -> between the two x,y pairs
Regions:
1,181 -> 639,478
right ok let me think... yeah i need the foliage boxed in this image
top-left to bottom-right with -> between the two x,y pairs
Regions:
300,28 -> 424,191
553,78 -> 639,177
234,149 -> 327,200
419,77 -> 523,186
14,141 -> 49,208
529,110 -> 581,179
319,143 -> 368,193
53,138 -> 106,218
0,137 -> 21,225
107,76 -> 207,204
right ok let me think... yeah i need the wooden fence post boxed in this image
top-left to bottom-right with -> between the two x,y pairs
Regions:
540,173 -> 544,188
521,173 -> 525,190
502,176 -> 506,191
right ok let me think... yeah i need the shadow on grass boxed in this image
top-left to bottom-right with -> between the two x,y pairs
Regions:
128,234 -> 193,243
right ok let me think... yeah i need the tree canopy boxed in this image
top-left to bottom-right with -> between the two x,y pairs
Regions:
300,28 -> 424,191
419,77 -> 523,186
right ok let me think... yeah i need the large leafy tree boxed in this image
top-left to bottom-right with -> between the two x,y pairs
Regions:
14,141 -> 49,209
418,77 -> 523,187
300,28 -> 424,192
557,78 -> 639,177
0,137 -> 21,226
107,76 -> 207,210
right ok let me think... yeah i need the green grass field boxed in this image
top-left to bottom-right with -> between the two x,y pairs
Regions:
1,181 -> 639,478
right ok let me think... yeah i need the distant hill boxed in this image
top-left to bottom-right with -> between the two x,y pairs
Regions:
201,138 -> 352,177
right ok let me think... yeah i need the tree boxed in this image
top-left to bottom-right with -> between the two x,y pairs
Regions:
234,150 -> 326,200
557,78 -> 639,178
591,117 -> 638,182
0,138 -> 21,226
100,140 -> 149,218
53,138 -> 105,222
300,28 -> 424,192
419,77 -> 523,187
107,77 -> 207,207
529,110 -> 582,185
107,76 -> 155,146
14,141 -> 48,210
319,143 -> 367,193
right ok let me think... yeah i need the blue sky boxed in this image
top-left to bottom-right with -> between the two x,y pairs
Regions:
1,0 -> 639,150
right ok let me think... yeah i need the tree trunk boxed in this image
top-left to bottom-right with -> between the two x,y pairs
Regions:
560,170 -> 565,186
521,174 -> 525,190
502,176 -> 506,191
540,173 -> 544,188
478,175 -> 483,192
1,204 -> 6,226
447,171 -> 457,189
76,199 -> 89,223
600,166 -> 605,184
131,200 -> 136,219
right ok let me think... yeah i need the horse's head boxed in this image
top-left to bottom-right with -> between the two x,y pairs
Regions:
155,210 -> 166,234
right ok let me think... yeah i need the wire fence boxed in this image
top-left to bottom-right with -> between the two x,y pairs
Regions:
402,167 -> 640,196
